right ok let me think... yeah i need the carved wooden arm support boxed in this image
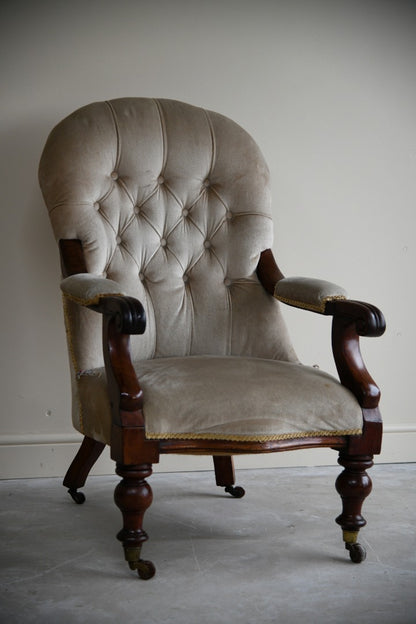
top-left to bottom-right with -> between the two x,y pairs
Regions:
92,296 -> 146,427
93,297 -> 161,464
58,240 -> 159,464
325,300 -> 386,408
257,249 -> 386,409
60,273 -> 146,427
326,301 -> 386,454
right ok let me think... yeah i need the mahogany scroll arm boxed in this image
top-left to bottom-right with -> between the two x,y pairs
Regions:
59,239 -> 158,463
88,294 -> 158,464
59,238 -> 145,418
256,249 -> 386,411
325,299 -> 386,410
88,296 -> 146,424
60,273 -> 147,425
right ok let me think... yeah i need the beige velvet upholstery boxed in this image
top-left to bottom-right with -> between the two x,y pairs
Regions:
39,98 -> 362,444
61,274 -> 125,305
76,356 -> 362,445
275,277 -> 347,313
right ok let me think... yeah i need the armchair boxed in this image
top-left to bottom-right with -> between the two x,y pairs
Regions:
39,98 -> 385,578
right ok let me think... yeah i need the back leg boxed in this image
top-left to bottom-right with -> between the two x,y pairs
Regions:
63,436 -> 106,503
213,456 -> 245,498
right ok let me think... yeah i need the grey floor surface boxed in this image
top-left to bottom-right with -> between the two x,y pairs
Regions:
1,464 -> 415,624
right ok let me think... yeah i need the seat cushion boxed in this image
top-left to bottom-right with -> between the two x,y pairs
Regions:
76,355 -> 362,444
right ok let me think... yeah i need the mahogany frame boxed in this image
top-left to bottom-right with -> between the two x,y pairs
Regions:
60,239 -> 386,577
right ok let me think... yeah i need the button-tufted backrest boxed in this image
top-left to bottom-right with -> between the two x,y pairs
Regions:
39,98 -> 297,368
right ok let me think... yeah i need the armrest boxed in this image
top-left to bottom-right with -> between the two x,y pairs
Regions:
273,275 -> 385,338
61,273 -> 146,334
58,244 -> 158,462
61,273 -> 126,305
277,280 -> 385,454
275,276 -> 386,408
328,299 -> 386,411
274,276 -> 347,314
325,299 -> 385,337
258,251 -> 385,451
61,273 -> 146,425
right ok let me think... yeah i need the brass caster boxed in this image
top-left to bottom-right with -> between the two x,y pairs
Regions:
128,558 -> 156,579
346,542 -> 366,564
224,485 -> 245,498
136,560 -> 156,580
124,547 -> 156,579
68,489 -> 86,504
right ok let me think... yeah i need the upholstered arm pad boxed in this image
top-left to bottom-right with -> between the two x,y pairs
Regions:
60,273 -> 125,306
274,277 -> 347,314
61,273 -> 146,335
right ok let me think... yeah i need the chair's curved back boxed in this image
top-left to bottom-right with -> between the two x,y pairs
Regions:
39,98 -> 296,368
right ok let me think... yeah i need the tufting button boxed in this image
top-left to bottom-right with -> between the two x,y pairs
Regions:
134,206 -> 140,215
157,175 -> 165,184
139,272 -> 145,282
116,236 -> 122,245
224,278 -> 232,287
110,171 -> 119,180
160,238 -> 167,248
94,202 -> 100,211
203,179 -> 210,188
204,240 -> 212,249
183,274 -> 189,283
182,208 -> 189,218
226,211 -> 233,220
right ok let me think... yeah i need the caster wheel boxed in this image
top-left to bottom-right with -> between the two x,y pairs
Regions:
224,485 -> 245,498
68,489 -> 86,504
347,542 -> 366,564
137,560 -> 156,580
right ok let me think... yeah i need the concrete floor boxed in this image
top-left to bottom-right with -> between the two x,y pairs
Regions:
1,464 -> 415,624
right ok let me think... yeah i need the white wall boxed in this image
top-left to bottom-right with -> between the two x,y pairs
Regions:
1,0 -> 415,478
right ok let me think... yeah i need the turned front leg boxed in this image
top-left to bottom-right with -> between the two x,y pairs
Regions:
335,453 -> 373,563
114,463 -> 155,579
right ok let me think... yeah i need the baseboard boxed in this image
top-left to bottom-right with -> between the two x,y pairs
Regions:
0,427 -> 415,479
